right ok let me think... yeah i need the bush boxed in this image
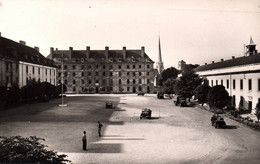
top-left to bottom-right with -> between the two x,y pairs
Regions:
208,85 -> 229,110
0,136 -> 71,163
5,85 -> 21,106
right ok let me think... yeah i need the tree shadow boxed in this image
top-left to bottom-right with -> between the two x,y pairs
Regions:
87,143 -> 122,153
225,125 -> 239,129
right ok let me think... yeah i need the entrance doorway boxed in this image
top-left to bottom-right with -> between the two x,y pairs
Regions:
96,87 -> 99,93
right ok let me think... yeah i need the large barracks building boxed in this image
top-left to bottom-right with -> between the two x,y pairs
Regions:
195,37 -> 260,113
48,46 -> 156,93
0,33 -> 56,88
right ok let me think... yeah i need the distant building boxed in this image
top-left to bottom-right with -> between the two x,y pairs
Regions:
178,60 -> 186,72
195,37 -> 260,113
48,46 -> 155,93
0,33 -> 57,88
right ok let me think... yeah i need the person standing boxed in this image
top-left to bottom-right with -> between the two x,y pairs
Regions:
82,131 -> 87,150
97,121 -> 103,137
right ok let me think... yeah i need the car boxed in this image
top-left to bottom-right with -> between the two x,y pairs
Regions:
173,95 -> 187,107
211,114 -> 227,128
106,101 -> 113,108
140,108 -> 152,119
157,92 -> 164,99
137,92 -> 145,96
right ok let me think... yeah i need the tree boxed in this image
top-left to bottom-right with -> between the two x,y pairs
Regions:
162,78 -> 176,94
255,102 -> 260,122
174,69 -> 202,100
158,67 -> 178,86
0,136 -> 70,163
194,83 -> 211,106
208,85 -> 229,110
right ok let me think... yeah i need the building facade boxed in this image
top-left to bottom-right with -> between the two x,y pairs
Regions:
48,46 -> 156,93
0,33 -> 57,88
195,37 -> 260,113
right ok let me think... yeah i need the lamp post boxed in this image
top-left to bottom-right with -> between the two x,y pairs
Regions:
59,54 -> 67,107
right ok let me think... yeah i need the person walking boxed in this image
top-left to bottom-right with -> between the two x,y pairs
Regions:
97,121 -> 103,137
82,131 -> 87,150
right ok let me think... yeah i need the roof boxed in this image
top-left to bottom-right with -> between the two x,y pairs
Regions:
0,36 -> 56,67
49,48 -> 154,62
195,53 -> 260,72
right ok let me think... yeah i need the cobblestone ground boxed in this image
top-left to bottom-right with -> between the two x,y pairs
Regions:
0,94 -> 260,164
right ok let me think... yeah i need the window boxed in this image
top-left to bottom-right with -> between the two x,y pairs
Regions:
82,72 -> 84,77
221,80 -> 223,85
227,79 -> 229,89
81,65 -> 84,69
216,80 -> 218,85
147,65 -> 150,69
65,72 -> 67,77
96,72 -> 98,76
103,72 -> 106,76
233,79 -> 236,89
139,79 -> 142,84
103,65 -> 106,69
240,79 -> 243,90
58,72 -> 61,77
249,79 -> 252,91
89,80 -> 92,84
118,65 -> 121,69
6,62 -> 9,72
50,69 -> 51,76
110,72 -> 113,76
127,65 -> 130,69
65,80 -> 67,84
211,80 -> 213,86
133,65 -> 136,69
32,67 -> 35,74
139,86 -> 142,91
82,79 -> 84,84
38,68 -> 40,74
240,96 -> 243,107
73,87 -> 76,92
73,72 -> 76,77
96,65 -> 99,69
26,66 -> 28,73
110,65 -> 113,69
147,72 -> 150,76
73,65 -> 76,69
258,79 -> 260,91
64,65 -> 67,69
133,72 -> 136,76
88,72 -> 91,76
81,58 -> 84,62
133,79 -> 136,84
46,69 -> 47,75
147,79 -> 150,83
127,72 -> 130,76
119,79 -> 122,85
139,72 -> 142,76
127,87 -> 130,91
95,80 -> 99,83
88,65 -> 92,69
127,79 -> 130,84
139,65 -> 142,69
73,80 -> 76,84
119,72 -> 122,77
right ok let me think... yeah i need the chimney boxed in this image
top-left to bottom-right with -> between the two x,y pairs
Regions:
105,46 -> 109,59
212,61 -> 215,63
86,46 -> 90,59
19,40 -> 26,45
205,63 -> 207,65
69,47 -> 73,59
50,47 -> 54,59
232,56 -> 235,59
55,48 -> 58,50
123,47 -> 126,58
221,59 -> 224,61
34,46 -> 39,52
141,46 -> 145,58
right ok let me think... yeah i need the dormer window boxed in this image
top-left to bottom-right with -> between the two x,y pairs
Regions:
132,58 -> 136,62
58,58 -> 61,62
146,58 -> 150,62
81,58 -> 84,62
72,58 -> 76,62
118,58 -> 122,62
109,58 -> 113,62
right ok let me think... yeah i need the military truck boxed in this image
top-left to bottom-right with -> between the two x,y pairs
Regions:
173,95 -> 187,107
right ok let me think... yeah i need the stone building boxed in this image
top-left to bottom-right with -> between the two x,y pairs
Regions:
195,37 -> 260,113
0,33 -> 57,88
48,46 -> 155,93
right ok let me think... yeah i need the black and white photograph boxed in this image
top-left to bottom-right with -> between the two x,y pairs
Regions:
0,0 -> 260,163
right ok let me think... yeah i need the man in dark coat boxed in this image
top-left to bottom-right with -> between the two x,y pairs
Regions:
82,131 -> 87,150
97,121 -> 103,137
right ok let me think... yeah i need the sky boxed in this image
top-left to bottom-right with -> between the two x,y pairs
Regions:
0,0 -> 260,69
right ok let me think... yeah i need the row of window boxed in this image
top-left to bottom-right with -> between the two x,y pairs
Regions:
25,66 -> 55,76
5,62 -> 19,72
57,58 -> 149,63
70,86 -> 150,93
26,78 -> 55,85
60,79 -> 150,85
59,64 -> 151,70
211,79 -> 260,91
58,71 -> 150,77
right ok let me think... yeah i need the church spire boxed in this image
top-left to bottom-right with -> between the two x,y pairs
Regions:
156,36 -> 164,74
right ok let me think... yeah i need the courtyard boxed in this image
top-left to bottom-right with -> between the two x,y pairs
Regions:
0,94 -> 260,164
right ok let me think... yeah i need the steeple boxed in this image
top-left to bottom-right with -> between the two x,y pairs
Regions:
156,36 -> 164,74
246,36 -> 257,56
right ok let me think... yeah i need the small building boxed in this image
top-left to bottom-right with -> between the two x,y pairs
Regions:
48,46 -> 155,94
195,37 -> 260,113
0,33 -> 57,88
